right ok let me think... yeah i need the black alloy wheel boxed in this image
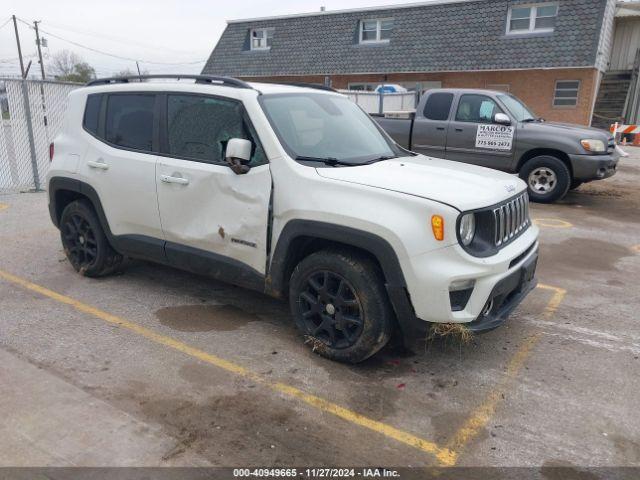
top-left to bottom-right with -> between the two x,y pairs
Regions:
61,212 -> 98,271
298,270 -> 364,349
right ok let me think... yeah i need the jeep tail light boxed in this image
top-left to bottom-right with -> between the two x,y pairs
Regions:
49,142 -> 54,162
431,215 -> 444,241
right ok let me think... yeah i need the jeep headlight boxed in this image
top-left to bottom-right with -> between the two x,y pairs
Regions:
459,213 -> 476,246
580,139 -> 606,153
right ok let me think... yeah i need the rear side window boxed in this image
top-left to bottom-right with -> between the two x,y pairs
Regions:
423,93 -> 453,121
105,94 -> 155,152
83,94 -> 102,135
166,94 -> 267,166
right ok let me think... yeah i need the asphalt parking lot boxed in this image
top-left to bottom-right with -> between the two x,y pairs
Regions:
0,149 -> 639,470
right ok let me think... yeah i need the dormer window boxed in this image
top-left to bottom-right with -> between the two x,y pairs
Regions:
506,3 -> 558,35
250,27 -> 274,50
359,18 -> 393,44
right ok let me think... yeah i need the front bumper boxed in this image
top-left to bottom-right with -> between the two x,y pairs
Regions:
569,151 -> 619,182
465,249 -> 538,333
392,227 -> 539,351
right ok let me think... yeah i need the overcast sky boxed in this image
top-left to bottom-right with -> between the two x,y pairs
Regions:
1,0 -> 417,79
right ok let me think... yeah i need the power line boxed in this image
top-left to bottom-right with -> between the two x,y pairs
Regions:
41,20 -> 198,56
0,17 -> 12,30
15,17 -> 206,66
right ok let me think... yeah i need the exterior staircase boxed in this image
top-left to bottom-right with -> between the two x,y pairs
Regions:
591,71 -> 631,130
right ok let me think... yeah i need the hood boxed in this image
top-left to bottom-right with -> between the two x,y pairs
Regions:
523,121 -> 612,140
315,156 -> 525,211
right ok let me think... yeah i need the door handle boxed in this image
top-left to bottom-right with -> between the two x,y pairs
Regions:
160,175 -> 189,185
436,127 -> 445,131
87,160 -> 109,170
455,128 -> 463,132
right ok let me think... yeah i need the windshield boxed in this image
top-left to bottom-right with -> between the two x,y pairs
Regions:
260,93 -> 406,164
498,94 -> 536,122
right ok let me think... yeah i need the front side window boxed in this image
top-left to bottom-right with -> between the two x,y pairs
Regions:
507,3 -> 558,34
455,94 -> 503,123
250,28 -> 274,50
105,94 -> 155,152
167,94 -> 266,166
553,80 -> 580,107
498,94 -> 536,121
260,93 -> 406,164
423,92 -> 454,121
359,18 -> 393,43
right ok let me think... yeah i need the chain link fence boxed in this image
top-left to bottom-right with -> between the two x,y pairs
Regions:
0,78 -> 81,194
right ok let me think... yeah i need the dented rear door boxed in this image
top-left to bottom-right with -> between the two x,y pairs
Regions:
156,93 -> 272,275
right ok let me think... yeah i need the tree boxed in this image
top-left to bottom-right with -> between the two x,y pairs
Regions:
50,50 -> 96,83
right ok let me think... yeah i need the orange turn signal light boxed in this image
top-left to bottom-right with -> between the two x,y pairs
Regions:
431,215 -> 444,241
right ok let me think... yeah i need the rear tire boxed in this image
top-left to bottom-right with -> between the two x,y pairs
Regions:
59,200 -> 124,277
519,155 -> 571,203
289,248 -> 393,363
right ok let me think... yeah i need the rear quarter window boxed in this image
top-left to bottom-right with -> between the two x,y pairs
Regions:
423,93 -> 454,121
83,94 -> 102,135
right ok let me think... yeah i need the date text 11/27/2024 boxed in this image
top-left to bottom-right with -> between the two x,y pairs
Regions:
233,468 -> 401,478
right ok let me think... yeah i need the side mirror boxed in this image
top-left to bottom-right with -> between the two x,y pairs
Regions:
225,138 -> 252,175
493,113 -> 511,126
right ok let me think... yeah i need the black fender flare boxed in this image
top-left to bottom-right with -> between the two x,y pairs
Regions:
49,177 -> 113,235
47,176 -> 160,259
267,220 -> 424,348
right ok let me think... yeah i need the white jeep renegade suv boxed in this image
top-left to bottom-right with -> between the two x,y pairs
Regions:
47,75 -> 539,363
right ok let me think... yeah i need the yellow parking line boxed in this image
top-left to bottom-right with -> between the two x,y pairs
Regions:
0,203 -> 8,211
0,268 -> 456,466
533,218 -> 573,229
537,283 -> 567,320
444,283 -> 566,461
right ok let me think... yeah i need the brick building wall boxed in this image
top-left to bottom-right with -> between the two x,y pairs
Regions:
241,68 -> 600,126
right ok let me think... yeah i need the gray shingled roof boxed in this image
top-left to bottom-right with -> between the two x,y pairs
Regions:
202,0 -> 608,77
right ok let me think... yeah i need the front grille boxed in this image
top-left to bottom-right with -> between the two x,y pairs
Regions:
492,192 -> 530,247
607,137 -> 615,153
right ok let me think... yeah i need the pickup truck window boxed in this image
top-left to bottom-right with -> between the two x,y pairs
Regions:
260,93 -> 405,165
497,94 -> 536,122
455,94 -> 502,123
423,93 -> 453,121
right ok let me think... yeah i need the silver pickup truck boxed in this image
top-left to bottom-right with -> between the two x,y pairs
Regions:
374,88 -> 619,203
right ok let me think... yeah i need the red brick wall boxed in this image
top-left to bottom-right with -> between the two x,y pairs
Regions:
241,68 -> 600,126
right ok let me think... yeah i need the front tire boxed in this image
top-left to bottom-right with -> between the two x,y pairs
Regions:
289,249 -> 393,363
59,200 -> 123,277
520,155 -> 570,203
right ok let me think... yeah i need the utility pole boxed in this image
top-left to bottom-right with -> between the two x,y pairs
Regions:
12,15 -> 25,78
34,21 -> 46,80
136,61 -> 141,76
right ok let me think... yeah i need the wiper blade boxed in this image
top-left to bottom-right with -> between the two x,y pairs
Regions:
295,156 -> 354,166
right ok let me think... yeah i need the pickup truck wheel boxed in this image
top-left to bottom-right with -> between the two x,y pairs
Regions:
289,249 -> 393,363
520,155 -> 570,203
60,200 -> 124,277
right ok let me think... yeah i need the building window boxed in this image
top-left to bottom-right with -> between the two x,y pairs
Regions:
553,80 -> 580,107
359,19 -> 393,43
506,3 -> 558,35
250,28 -> 274,50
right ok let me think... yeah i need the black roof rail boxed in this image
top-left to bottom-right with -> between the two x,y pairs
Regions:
86,74 -> 253,89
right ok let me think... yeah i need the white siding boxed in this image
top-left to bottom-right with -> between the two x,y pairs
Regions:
596,0 -> 617,72
610,18 -> 640,71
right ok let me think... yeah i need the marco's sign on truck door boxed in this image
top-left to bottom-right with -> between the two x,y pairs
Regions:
475,124 -> 514,151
